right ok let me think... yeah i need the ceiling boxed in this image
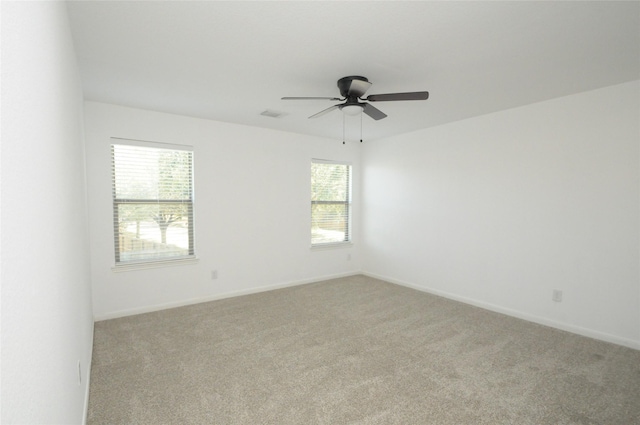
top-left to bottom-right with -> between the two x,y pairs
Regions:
67,1 -> 640,142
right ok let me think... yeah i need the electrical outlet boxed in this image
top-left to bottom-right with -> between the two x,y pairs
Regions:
552,289 -> 563,302
211,270 -> 218,280
347,254 -> 351,261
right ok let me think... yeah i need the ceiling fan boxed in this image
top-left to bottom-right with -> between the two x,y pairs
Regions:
282,76 -> 429,120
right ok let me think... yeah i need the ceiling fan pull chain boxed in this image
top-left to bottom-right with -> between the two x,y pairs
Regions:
342,113 -> 346,145
360,112 -> 363,143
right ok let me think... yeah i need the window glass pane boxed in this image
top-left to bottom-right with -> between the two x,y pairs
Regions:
113,145 -> 192,200
311,163 -> 349,201
115,203 -> 192,262
311,203 -> 348,244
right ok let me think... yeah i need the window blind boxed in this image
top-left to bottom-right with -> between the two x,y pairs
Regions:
111,143 -> 195,264
311,160 -> 352,245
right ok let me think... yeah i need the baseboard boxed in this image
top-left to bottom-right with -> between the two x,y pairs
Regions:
94,271 -> 361,321
362,271 -> 640,351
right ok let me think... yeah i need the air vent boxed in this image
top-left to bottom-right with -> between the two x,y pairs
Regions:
260,110 -> 286,118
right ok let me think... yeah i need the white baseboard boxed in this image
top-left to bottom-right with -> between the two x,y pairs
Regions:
94,271 -> 361,321
362,271 -> 640,351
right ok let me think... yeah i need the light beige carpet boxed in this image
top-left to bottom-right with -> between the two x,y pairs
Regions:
88,275 -> 640,424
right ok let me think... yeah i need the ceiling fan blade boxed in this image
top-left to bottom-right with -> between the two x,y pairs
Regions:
282,96 -> 342,101
309,104 -> 340,119
347,80 -> 372,97
362,103 -> 387,120
365,91 -> 429,102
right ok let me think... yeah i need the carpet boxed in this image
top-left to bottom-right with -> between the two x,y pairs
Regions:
87,275 -> 640,424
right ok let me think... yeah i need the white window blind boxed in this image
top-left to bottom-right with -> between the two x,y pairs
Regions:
311,160 -> 352,245
111,143 -> 195,264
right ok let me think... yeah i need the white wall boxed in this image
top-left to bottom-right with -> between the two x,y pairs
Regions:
1,2 -> 94,423
362,81 -> 640,349
84,102 -> 361,319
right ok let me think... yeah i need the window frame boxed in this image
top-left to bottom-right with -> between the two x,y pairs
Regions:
110,138 -> 196,268
311,159 -> 353,247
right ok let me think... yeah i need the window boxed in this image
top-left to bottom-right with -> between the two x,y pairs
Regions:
311,160 -> 352,245
111,141 -> 195,265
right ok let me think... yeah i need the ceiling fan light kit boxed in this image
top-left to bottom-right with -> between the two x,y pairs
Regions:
340,104 -> 364,116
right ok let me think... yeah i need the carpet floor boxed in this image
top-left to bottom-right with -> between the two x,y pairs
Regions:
88,275 -> 640,424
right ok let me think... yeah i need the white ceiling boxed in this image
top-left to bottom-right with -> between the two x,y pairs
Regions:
67,1 -> 640,141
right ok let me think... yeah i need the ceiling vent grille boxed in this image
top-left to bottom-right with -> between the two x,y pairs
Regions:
260,110 -> 286,118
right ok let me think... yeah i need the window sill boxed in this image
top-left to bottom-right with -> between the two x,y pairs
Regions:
310,242 -> 354,251
112,257 -> 199,272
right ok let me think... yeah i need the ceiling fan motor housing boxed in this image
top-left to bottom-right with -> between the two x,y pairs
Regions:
338,76 -> 370,99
